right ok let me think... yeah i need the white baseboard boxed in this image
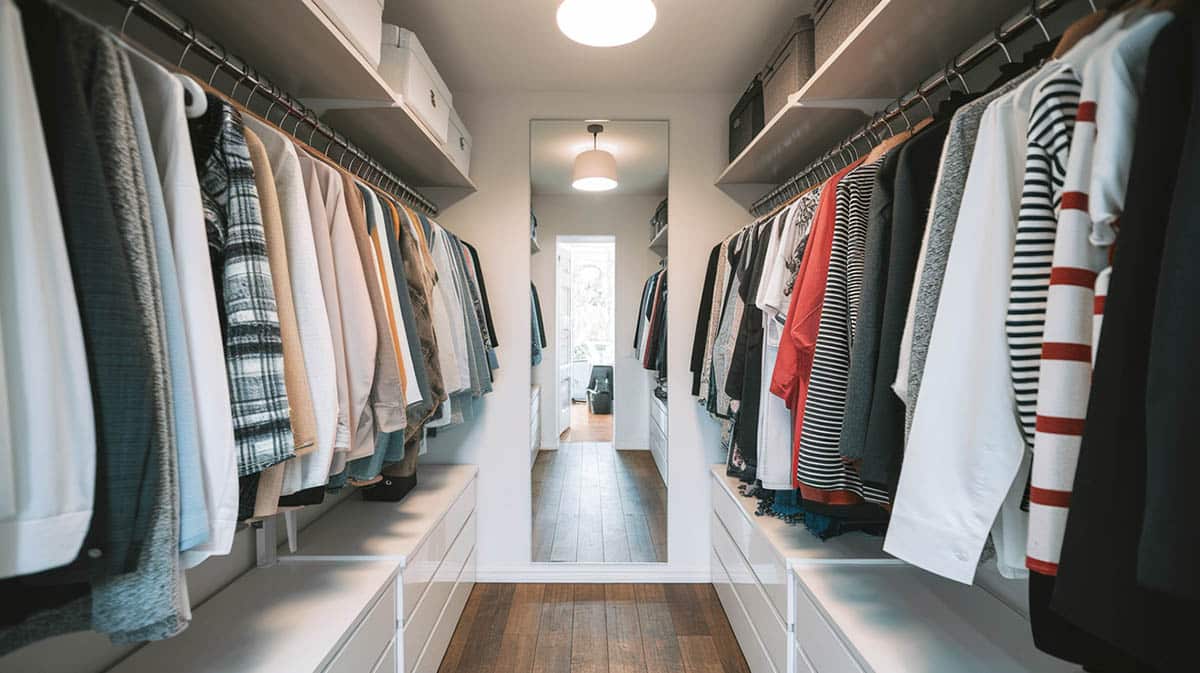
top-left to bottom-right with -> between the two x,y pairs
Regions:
476,563 -> 710,583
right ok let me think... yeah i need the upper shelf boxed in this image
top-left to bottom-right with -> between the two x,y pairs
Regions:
649,226 -> 668,257
155,0 -> 474,209
716,0 -> 1032,187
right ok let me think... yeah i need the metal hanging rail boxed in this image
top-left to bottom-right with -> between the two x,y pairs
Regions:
749,0 -> 1089,217
110,0 -> 439,216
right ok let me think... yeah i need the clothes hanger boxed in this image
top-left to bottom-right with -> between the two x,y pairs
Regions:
1052,0 -> 1111,58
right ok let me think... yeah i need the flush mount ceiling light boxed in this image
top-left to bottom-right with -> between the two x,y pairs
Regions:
557,0 -> 657,47
572,124 -> 618,192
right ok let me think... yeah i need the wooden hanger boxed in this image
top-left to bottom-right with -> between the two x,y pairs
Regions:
1052,9 -> 1111,58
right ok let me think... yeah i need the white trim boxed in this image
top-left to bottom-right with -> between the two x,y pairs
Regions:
476,563 -> 710,583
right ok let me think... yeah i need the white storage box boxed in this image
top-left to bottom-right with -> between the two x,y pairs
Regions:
380,24 -> 453,143
445,106 -> 472,177
313,0 -> 385,67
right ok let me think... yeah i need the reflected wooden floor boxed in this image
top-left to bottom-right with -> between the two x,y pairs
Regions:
561,402 -> 613,443
532,443 -> 667,563
438,584 -> 751,673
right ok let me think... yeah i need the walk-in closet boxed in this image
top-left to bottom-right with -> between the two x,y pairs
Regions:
1,1 -> 1194,672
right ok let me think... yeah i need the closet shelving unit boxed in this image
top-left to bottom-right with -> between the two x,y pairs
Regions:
154,0 -> 477,211
715,0 -> 1039,205
648,226 -> 668,257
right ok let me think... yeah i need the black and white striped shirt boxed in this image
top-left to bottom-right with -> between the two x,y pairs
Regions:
796,157 -> 890,505
1007,68 -> 1082,447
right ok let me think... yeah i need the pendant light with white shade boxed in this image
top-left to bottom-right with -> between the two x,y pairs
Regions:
556,0 -> 657,48
572,124 -> 618,192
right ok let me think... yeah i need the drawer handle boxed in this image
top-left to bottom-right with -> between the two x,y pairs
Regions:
430,89 -> 437,108
459,136 -> 466,150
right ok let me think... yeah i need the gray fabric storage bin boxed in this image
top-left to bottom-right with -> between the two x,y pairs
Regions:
762,15 -> 815,121
813,0 -> 882,67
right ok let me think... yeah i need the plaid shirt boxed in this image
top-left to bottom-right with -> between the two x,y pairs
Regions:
191,99 -> 293,476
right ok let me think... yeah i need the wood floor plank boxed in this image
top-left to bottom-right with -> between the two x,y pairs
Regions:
576,447 -> 605,563
598,445 -> 632,563
614,454 -> 658,563
550,447 -> 584,562
443,584 -> 517,673
605,585 -> 647,673
494,584 -> 547,673
635,584 -> 686,673
664,584 -> 709,637
570,585 -> 609,673
678,636 -> 725,673
532,451 -> 565,562
437,583 -> 486,673
532,584 -> 575,673
692,584 -> 752,673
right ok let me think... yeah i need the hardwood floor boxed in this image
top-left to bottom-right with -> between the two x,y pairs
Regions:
532,443 -> 667,563
438,584 -> 751,673
561,402 -> 613,443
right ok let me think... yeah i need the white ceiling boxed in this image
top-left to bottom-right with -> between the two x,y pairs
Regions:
531,120 -> 669,195
383,0 -> 813,94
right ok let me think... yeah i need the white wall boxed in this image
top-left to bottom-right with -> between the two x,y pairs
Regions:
424,91 -> 749,580
531,193 -> 663,452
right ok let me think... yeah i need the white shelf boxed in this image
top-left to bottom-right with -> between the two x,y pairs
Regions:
154,0 -> 475,211
110,561 -> 397,673
156,0 -> 393,102
648,226 -> 668,257
717,0 -> 1032,189
281,465 -> 478,563
792,565 -> 1077,673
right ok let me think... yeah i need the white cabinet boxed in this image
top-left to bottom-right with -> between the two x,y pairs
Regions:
111,466 -> 478,673
284,465 -> 478,673
710,466 -> 1078,673
649,396 -> 668,483
445,107 -> 472,177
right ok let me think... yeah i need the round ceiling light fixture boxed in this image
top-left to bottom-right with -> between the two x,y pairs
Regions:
572,124 -> 618,192
556,0 -> 657,47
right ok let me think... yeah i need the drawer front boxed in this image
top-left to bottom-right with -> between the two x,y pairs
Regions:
792,574 -> 863,673
371,639 -> 396,673
400,480 -> 476,619
794,644 -> 816,673
710,474 -> 791,625
712,514 -> 788,673
712,549 -> 779,673
324,579 -> 397,673
446,114 -> 471,176
412,548 -> 476,673
403,515 -> 476,673
650,397 -> 668,432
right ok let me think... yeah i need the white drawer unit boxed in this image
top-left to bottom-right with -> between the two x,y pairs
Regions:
283,465 -> 479,673
531,385 -> 542,468
790,565 -> 1078,673
649,395 -> 668,483
713,513 -> 790,673
445,106 -> 473,177
710,468 -> 895,629
380,24 -> 453,143
109,562 -> 399,673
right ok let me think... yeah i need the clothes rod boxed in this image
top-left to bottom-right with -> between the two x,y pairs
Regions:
750,0 -> 1084,217
110,0 -> 439,217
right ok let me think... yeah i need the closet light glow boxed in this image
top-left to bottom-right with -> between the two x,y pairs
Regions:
556,0 -> 657,47
573,124 -> 619,192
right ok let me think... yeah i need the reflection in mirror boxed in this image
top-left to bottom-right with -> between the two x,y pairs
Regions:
529,119 -> 669,563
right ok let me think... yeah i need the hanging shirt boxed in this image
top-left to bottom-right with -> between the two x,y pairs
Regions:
0,0 -> 95,579
124,55 -> 208,552
756,192 -> 819,490
1027,10 -> 1173,578
125,48 -> 237,568
770,161 -> 860,488
242,117 -> 338,495
794,156 -> 888,506
887,67 -> 1054,584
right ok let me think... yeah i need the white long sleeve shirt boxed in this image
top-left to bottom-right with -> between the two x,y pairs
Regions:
885,18 -> 1124,584
1,0 -> 96,578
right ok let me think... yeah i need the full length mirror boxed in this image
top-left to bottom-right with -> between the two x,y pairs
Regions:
530,119 -> 669,564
